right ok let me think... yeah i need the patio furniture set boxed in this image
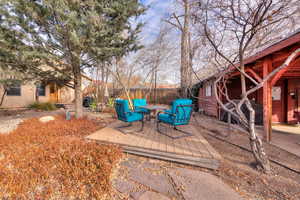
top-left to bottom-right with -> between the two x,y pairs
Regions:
114,98 -> 193,137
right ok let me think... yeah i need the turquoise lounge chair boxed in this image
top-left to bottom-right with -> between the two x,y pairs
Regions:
157,99 -> 193,138
115,99 -> 144,131
133,99 -> 151,120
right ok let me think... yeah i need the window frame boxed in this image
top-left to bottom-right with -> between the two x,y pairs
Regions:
205,84 -> 212,97
37,84 -> 46,96
6,82 -> 21,96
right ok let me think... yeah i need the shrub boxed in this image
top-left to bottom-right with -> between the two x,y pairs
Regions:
107,98 -> 115,108
28,102 -> 57,111
90,101 -> 97,111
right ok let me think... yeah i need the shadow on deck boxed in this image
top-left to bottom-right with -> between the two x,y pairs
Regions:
86,120 -> 222,170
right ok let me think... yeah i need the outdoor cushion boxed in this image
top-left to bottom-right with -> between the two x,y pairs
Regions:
127,112 -> 143,122
157,113 -> 173,124
171,99 -> 192,113
157,99 -> 193,126
133,99 -> 150,114
115,99 -> 143,122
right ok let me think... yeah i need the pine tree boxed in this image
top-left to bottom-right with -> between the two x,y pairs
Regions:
0,0 -> 145,118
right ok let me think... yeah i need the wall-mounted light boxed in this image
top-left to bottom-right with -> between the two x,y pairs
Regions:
289,92 -> 295,96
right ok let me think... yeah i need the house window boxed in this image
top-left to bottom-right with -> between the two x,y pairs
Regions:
6,82 -> 21,96
37,84 -> 46,96
272,87 -> 281,101
205,84 -> 212,97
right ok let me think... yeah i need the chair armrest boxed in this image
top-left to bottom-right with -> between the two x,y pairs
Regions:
133,106 -> 142,112
163,109 -> 173,115
157,110 -> 176,117
124,111 -> 135,116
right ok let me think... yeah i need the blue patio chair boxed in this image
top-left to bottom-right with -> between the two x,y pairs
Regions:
133,99 -> 151,120
157,99 -> 193,138
115,99 -> 144,131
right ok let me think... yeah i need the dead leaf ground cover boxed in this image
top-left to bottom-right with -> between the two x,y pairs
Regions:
0,115 -> 122,199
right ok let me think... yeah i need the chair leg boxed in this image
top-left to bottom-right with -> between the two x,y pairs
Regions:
157,121 -> 161,133
137,119 -> 144,132
146,113 -> 151,121
117,122 -> 132,129
157,123 -> 193,139
173,126 -> 193,137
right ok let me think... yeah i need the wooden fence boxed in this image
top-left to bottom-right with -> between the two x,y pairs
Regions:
110,88 -> 180,105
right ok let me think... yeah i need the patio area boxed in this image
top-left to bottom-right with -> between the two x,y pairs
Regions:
86,120 -> 222,170
270,124 -> 300,157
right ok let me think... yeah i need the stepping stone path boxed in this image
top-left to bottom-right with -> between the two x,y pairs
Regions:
168,168 -> 242,200
138,191 -> 170,200
113,156 -> 243,200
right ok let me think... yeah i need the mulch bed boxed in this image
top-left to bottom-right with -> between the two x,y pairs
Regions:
0,115 -> 122,199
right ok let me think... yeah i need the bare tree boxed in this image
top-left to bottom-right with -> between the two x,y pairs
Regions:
134,24 -> 176,102
191,0 -> 299,173
166,0 -> 194,97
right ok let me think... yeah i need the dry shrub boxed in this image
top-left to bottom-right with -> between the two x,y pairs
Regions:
0,115 -> 122,199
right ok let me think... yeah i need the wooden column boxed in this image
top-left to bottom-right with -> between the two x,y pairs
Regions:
263,58 -> 273,142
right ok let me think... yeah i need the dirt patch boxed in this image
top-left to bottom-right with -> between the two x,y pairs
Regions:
0,115 -> 122,199
193,115 -> 300,200
0,109 -> 29,117
0,109 -> 64,121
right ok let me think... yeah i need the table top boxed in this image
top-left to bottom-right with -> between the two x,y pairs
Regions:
139,105 -> 168,111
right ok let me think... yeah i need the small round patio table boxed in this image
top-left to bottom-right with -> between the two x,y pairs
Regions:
138,105 -> 168,121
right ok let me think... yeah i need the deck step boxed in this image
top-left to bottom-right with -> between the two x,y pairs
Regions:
123,145 -> 220,170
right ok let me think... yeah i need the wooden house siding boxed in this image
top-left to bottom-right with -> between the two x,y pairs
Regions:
287,79 -> 300,124
196,30 -> 300,141
198,80 -> 218,117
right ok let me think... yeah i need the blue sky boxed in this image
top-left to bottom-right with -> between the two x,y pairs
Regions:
138,0 -> 174,44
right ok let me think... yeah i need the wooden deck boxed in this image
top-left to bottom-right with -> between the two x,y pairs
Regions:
86,121 -> 222,169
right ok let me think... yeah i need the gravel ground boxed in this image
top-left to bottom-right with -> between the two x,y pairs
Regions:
0,109 -> 64,134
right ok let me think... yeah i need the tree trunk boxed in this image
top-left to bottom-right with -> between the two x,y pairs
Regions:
245,100 -> 271,173
74,70 -> 83,118
0,89 -> 7,107
180,0 -> 191,98
35,86 -> 40,102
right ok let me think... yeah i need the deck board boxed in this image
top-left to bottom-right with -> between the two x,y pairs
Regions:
86,121 -> 221,169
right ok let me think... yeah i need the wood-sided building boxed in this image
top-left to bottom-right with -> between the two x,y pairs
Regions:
198,30 -> 300,141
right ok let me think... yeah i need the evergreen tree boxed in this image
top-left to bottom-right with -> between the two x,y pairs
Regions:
0,0 -> 145,118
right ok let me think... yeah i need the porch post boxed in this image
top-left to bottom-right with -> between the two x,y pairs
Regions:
263,58 -> 273,142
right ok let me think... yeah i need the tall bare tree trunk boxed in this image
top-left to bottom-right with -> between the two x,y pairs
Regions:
74,69 -> 83,118
241,60 -> 270,173
35,86 -> 40,102
245,100 -> 271,173
180,0 -> 191,98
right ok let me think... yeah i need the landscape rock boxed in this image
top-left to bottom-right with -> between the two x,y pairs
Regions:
167,168 -> 242,200
114,179 -> 135,194
39,116 -> 55,123
0,118 -> 23,134
128,165 -> 177,198
130,190 -> 146,200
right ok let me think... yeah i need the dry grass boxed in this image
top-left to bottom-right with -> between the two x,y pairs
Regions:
0,115 -> 122,199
